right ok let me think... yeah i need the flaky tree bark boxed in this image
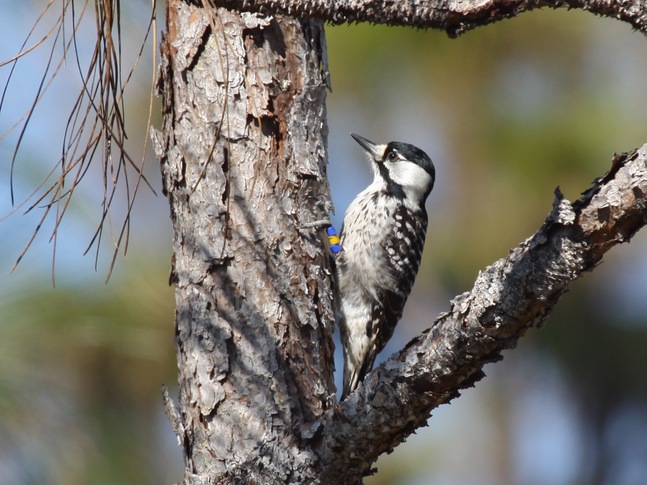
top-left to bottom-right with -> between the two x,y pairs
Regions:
153,1 -> 334,482
212,0 -> 647,36
151,0 -> 647,484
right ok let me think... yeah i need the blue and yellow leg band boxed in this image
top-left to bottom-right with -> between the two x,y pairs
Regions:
326,225 -> 343,255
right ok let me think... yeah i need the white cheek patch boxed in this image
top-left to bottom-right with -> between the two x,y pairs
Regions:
388,162 -> 433,204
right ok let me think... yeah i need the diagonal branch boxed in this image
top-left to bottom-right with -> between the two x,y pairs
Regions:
311,144 -> 647,481
213,0 -> 647,37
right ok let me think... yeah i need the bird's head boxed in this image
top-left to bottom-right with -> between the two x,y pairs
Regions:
351,133 -> 435,207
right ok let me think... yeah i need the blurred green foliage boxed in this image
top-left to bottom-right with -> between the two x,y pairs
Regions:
0,262 -> 180,484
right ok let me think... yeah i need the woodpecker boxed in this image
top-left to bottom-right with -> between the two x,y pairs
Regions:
338,133 -> 435,399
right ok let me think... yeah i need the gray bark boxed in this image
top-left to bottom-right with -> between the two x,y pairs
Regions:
150,0 -> 647,484
153,1 -> 334,483
208,0 -> 647,37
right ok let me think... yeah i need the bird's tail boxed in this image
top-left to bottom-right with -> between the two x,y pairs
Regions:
341,347 -> 376,400
341,364 -> 359,400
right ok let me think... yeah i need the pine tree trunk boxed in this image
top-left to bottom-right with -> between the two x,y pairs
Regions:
154,1 -> 336,482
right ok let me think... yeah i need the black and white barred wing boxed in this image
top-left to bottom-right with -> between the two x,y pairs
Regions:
370,203 -> 428,355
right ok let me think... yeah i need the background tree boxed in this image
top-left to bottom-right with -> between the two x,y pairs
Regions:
3,0 -> 647,484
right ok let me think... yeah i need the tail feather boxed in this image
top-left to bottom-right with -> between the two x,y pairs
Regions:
341,365 -> 359,400
341,346 -> 377,400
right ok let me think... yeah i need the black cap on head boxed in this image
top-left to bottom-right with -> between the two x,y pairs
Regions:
385,141 -> 435,180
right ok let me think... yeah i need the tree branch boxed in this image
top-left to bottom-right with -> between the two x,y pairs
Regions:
214,0 -> 647,37
311,145 -> 647,481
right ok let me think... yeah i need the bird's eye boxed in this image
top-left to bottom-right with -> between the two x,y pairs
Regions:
386,151 -> 398,162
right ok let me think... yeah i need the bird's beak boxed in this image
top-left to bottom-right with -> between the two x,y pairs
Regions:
351,133 -> 385,162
